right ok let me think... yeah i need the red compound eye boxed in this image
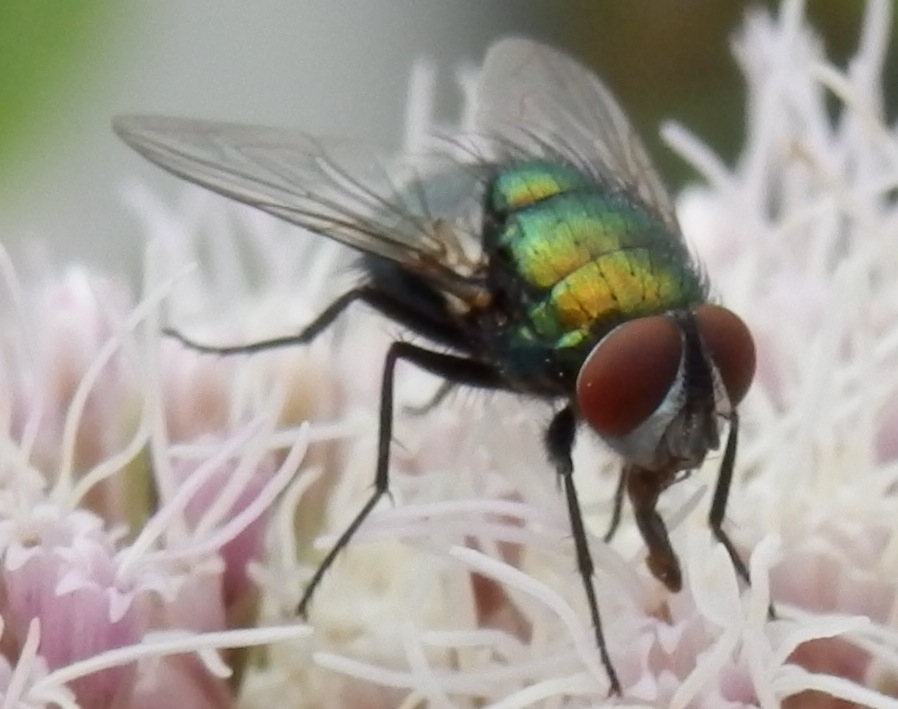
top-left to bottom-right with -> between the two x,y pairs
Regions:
694,304 -> 756,405
576,316 -> 682,438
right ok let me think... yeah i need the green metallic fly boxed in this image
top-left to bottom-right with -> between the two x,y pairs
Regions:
114,38 -> 756,695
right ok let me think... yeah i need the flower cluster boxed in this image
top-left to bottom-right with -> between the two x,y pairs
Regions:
0,239 -> 337,708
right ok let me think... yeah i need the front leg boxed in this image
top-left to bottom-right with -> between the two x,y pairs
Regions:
545,406 -> 621,696
708,413 -> 774,617
708,412 -> 751,584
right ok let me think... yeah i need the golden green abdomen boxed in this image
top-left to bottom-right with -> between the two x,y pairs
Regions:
486,162 -> 706,381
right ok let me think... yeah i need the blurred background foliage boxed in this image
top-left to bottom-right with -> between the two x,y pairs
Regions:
0,1 -> 893,271
560,1 -> 895,184
0,1 -> 117,187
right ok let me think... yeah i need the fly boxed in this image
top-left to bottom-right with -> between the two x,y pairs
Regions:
114,38 -> 756,695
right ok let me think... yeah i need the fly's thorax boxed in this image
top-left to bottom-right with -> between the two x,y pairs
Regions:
575,306 -> 755,471
488,160 -> 591,215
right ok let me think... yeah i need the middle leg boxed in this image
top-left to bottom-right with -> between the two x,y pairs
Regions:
296,341 -> 504,616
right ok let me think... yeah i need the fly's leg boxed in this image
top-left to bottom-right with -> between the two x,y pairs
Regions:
708,413 -> 774,617
602,468 -> 627,543
296,341 -> 504,617
545,406 -> 621,696
163,286 -> 504,615
626,464 -> 682,592
164,287 -> 381,354
708,413 -> 748,582
404,379 -> 455,415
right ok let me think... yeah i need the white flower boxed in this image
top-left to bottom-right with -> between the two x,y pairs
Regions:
0,247 -> 317,707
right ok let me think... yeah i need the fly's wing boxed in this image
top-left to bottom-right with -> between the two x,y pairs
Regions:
113,115 -> 488,300
474,38 -> 680,235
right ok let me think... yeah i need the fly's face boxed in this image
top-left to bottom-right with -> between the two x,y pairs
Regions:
576,304 -> 755,472
575,303 -> 756,597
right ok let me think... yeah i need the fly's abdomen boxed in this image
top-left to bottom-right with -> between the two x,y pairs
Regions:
489,164 -> 705,360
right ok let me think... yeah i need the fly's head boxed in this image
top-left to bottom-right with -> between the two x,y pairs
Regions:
575,305 -> 755,473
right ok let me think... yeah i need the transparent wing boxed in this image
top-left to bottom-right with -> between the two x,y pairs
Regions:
475,37 -> 680,234
115,40 -> 680,296
113,115 -> 488,297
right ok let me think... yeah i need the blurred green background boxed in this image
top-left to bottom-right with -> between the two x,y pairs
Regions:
0,1 -> 893,275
